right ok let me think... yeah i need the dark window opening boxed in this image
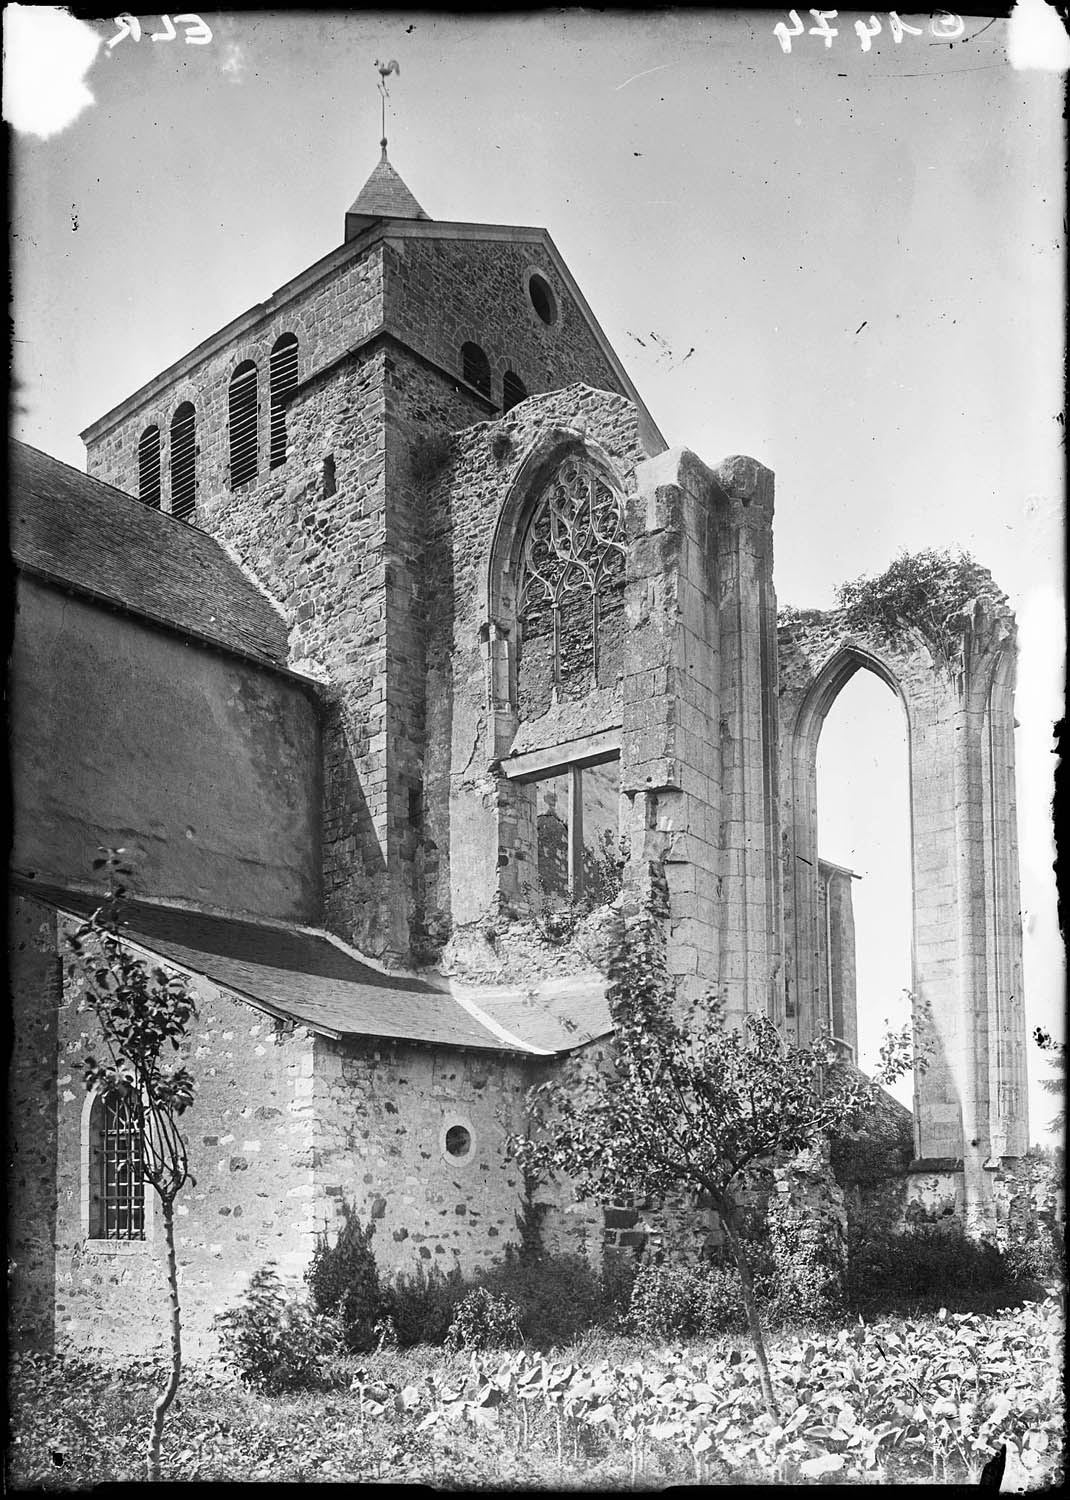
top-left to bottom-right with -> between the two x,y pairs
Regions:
229,360 -> 258,487
502,370 -> 527,412
169,402 -> 196,520
445,1125 -> 472,1159
89,1091 -> 144,1241
269,333 -> 298,469
461,341 -> 491,398
322,453 -> 336,498
528,273 -> 557,327
533,756 -> 621,906
138,426 -> 161,509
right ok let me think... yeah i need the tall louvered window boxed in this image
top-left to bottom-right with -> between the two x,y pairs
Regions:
269,334 -> 299,469
502,370 -> 527,412
169,402 -> 196,520
88,1090 -> 144,1241
138,426 -> 161,508
461,341 -> 491,398
229,360 -> 259,487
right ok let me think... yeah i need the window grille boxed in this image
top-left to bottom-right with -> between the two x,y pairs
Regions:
269,333 -> 298,469
502,370 -> 527,412
92,1091 -> 145,1240
228,360 -> 258,487
516,457 -> 626,697
461,341 -> 491,398
169,402 -> 196,520
138,426 -> 161,508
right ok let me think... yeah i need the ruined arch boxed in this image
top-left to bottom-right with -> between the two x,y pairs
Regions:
778,595 -> 1028,1231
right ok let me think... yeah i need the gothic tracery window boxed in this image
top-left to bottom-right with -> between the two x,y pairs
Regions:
515,457 -> 626,715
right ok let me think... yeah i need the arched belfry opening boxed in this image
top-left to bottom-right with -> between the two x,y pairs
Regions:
814,664 -> 913,1104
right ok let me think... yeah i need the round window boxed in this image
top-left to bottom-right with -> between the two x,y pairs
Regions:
528,273 -> 558,327
444,1124 -> 472,1159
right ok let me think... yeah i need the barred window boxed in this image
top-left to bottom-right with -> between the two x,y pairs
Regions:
138,426 -> 161,508
269,333 -> 298,469
169,402 -> 196,520
89,1091 -> 145,1241
228,359 -> 258,487
461,341 -> 491,398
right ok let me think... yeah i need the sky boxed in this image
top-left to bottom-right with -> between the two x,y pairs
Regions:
6,7 -> 1066,1137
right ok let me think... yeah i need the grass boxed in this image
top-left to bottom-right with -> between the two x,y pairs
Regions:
6,1292 -> 1064,1490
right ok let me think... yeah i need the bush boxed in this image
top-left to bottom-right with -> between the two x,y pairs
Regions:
215,1264 -> 337,1394
445,1286 -> 523,1352
846,1222 -> 1016,1315
626,1260 -> 748,1339
306,1208 -> 385,1352
388,1263 -> 469,1347
601,1249 -> 640,1326
478,1247 -> 605,1348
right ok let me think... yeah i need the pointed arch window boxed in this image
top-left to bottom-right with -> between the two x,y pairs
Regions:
515,457 -> 626,714
502,370 -> 527,413
461,341 -> 491,398
269,333 -> 298,469
229,360 -> 259,487
169,402 -> 196,520
88,1090 -> 145,1241
138,426 -> 161,509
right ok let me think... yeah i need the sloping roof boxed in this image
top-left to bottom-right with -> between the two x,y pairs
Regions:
457,978 -> 613,1054
347,146 -> 430,221
9,441 -> 292,672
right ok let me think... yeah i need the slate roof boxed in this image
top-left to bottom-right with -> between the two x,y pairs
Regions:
347,146 -> 430,221
14,881 -> 610,1055
9,441 -> 292,673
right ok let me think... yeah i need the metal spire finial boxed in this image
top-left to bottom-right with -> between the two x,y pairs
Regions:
375,58 -> 400,154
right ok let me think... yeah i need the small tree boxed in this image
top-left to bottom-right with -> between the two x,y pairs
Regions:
1034,1027 -> 1066,1135
67,851 -> 198,1482
508,914 -> 906,1417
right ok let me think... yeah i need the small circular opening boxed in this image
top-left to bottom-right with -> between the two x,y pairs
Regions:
445,1124 -> 472,1159
528,273 -> 557,327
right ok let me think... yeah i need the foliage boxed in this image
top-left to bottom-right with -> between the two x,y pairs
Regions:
626,1261 -> 748,1340
600,1249 -> 640,1327
845,1222 -> 1019,1318
9,1298 -> 1064,1487
445,1286 -> 524,1352
1034,1027 -> 1067,1135
507,909 -> 904,1413
835,547 -> 1000,664
1000,1145 -> 1067,1286
523,830 -> 626,944
215,1265 -> 338,1395
387,1263 -> 469,1348
306,1206 -> 385,1353
66,847 -> 198,1481
479,1247 -> 606,1349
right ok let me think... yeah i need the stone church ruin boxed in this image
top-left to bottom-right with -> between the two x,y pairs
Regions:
8,139 -> 1030,1356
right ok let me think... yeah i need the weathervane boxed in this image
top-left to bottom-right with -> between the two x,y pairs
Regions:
375,58 -> 400,152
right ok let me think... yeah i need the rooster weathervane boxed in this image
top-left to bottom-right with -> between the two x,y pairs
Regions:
375,58 -> 400,151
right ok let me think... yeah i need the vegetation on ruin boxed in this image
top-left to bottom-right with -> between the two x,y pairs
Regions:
835,547 -> 1002,664
66,849 -> 199,1482
8,1295 -> 1063,1487
505,912 -> 915,1417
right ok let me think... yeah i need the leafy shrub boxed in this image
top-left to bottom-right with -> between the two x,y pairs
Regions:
626,1260 -> 748,1339
215,1264 -> 337,1394
601,1249 -> 640,1326
478,1247 -> 605,1348
445,1286 -> 523,1351
846,1222 -> 1016,1315
387,1263 -> 469,1347
306,1208 -> 385,1352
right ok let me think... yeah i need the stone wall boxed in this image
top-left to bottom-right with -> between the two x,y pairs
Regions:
47,915 -> 319,1360
11,578 -> 322,924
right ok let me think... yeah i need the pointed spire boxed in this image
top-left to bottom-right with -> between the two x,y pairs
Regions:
345,58 -> 430,238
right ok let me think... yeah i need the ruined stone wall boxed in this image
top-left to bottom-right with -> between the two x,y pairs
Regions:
310,1037 -> 536,1282
7,895 -> 62,1349
11,578 -> 322,924
382,236 -> 624,416
48,917 -> 319,1360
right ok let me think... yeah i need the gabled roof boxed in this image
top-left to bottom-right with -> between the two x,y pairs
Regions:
15,881 -> 611,1056
347,144 -> 429,223
9,441 -> 293,674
